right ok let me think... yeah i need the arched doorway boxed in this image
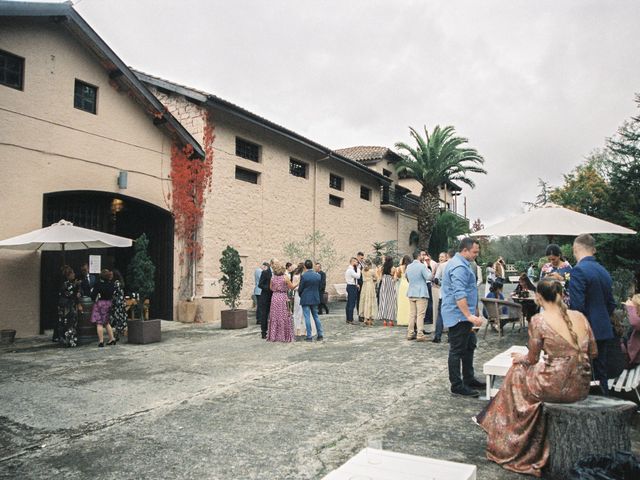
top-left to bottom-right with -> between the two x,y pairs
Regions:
40,191 -> 174,333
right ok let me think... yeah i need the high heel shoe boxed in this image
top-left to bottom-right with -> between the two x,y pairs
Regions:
383,320 -> 387,327
107,339 -> 117,346
388,321 -> 394,327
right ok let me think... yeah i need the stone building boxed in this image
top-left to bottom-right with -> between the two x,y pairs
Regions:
0,2 -> 467,336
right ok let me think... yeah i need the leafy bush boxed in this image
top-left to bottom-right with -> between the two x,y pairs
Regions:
611,268 -> 635,307
220,246 -> 244,310
127,233 -> 155,302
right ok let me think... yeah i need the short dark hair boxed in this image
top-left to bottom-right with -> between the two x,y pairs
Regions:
357,251 -> 364,257
458,237 -> 479,252
285,262 -> 292,268
545,244 -> 562,257
304,259 -> 313,270
447,249 -> 456,258
413,251 -> 421,260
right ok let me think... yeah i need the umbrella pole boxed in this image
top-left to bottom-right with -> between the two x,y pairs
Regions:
61,243 -> 66,266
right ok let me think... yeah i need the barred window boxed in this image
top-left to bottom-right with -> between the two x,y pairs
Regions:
360,186 -> 371,201
235,166 -> 259,184
0,50 -> 24,90
329,173 -> 343,191
74,80 -> 97,114
236,138 -> 260,162
289,158 -> 307,178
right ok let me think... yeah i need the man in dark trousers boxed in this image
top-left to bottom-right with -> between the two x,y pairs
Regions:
298,260 -> 324,341
569,234 -> 617,394
315,262 -> 329,314
356,251 -> 365,322
258,259 -> 274,339
79,263 -> 96,297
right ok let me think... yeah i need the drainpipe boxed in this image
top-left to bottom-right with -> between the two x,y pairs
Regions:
314,155 -> 330,260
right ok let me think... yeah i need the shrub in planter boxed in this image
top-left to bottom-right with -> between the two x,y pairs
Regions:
126,234 -> 160,343
220,245 -> 247,329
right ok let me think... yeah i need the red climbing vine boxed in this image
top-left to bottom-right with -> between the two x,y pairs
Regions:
169,110 -> 215,262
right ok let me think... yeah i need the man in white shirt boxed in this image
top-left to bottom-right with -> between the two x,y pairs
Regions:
356,251 -> 365,322
345,257 -> 361,324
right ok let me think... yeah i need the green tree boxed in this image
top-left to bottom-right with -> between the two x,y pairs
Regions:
523,178 -> 553,211
549,164 -> 610,217
395,125 -> 486,250
219,246 -> 243,310
127,233 -> 156,304
428,211 -> 470,257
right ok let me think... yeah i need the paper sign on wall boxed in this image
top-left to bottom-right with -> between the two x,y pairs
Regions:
89,255 -> 101,274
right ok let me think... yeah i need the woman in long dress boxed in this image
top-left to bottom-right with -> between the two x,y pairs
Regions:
291,263 -> 304,336
109,269 -> 127,341
358,259 -> 378,326
395,255 -> 412,326
56,266 -> 79,347
267,261 -> 296,343
377,256 -> 397,327
475,278 -> 597,477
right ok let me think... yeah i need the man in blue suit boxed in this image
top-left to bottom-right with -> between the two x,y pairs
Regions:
405,251 -> 432,342
298,259 -> 324,342
569,234 -> 616,394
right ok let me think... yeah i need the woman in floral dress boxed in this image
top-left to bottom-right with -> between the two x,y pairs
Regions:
90,269 -> 117,347
267,261 -> 296,342
109,269 -> 127,341
475,278 -> 596,477
56,266 -> 79,347
540,244 -> 572,304
358,259 -> 378,326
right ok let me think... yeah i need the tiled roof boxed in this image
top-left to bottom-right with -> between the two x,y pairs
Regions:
334,146 -> 393,163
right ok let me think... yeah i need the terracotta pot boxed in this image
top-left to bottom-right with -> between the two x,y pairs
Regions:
221,309 -> 248,329
178,301 -> 197,323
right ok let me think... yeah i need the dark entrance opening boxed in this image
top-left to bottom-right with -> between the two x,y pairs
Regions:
40,191 -> 174,333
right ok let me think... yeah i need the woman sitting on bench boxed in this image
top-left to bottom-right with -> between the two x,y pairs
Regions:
475,278 -> 597,477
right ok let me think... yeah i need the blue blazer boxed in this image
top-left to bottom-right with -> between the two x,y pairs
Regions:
298,270 -> 321,306
405,260 -> 432,298
568,256 -> 616,340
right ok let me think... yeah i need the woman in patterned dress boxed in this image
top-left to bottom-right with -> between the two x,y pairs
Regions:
109,269 -> 127,341
475,278 -> 596,477
377,256 -> 397,327
358,259 -> 378,326
267,261 -> 296,342
90,269 -> 117,347
56,266 -> 79,347
395,255 -> 412,326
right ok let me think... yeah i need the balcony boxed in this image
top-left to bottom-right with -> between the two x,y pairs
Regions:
380,186 -> 406,212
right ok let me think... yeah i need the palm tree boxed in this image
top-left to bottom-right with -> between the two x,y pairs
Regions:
395,125 -> 486,250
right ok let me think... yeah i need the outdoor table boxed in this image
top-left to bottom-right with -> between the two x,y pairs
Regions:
482,345 -> 529,399
322,448 -> 476,480
511,295 -> 538,325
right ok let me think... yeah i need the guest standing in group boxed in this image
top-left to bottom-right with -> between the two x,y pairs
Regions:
569,234 -> 616,393
359,259 -> 378,326
253,262 -> 267,324
79,262 -> 96,298
493,257 -> 506,283
540,244 -> 572,281
298,260 -> 324,341
315,262 -> 329,314
110,269 -> 127,341
476,278 -> 596,477
356,252 -> 365,322
485,262 -> 496,297
624,295 -> 640,367
345,257 -> 361,324
56,266 -> 79,347
405,251 -> 432,341
90,269 -> 116,347
267,261 -> 295,342
527,262 -> 536,283
377,256 -> 397,327
421,251 -> 436,330
395,255 -> 412,326
292,263 -> 304,336
432,251 -> 451,343
258,259 -> 274,339
441,238 -> 485,397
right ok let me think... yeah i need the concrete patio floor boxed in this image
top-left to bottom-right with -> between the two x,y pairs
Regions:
1,306 -> 638,479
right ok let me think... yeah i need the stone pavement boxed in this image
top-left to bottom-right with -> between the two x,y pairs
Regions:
1,306 -> 638,479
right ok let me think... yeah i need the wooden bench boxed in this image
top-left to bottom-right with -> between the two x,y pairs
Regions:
544,396 -> 636,478
333,283 -> 347,301
322,448 -> 476,479
608,363 -> 640,402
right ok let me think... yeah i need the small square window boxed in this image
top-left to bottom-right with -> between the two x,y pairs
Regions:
289,158 -> 307,178
382,168 -> 393,178
329,194 -> 343,207
360,186 -> 371,201
74,80 -> 97,114
329,173 -> 343,191
236,138 -> 260,162
0,49 -> 25,90
235,166 -> 259,184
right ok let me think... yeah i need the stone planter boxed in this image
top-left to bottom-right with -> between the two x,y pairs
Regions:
221,309 -> 248,329
0,329 -> 16,344
178,300 -> 197,323
128,319 -> 161,344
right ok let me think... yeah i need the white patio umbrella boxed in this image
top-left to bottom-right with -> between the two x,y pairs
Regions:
471,204 -> 636,238
0,219 -> 132,259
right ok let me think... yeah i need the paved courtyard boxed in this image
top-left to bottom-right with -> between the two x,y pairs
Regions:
1,306 -> 638,479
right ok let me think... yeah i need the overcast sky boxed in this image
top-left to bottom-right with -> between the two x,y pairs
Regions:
62,1 -> 640,224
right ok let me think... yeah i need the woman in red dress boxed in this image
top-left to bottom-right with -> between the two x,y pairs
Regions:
475,278 -> 597,477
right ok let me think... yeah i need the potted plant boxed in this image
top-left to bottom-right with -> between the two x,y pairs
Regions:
126,234 -> 161,344
219,245 -> 247,329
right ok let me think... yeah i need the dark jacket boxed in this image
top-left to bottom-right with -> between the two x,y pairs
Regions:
569,256 -> 616,340
298,270 -> 321,306
258,268 -> 272,298
318,271 -> 327,293
91,279 -> 115,301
